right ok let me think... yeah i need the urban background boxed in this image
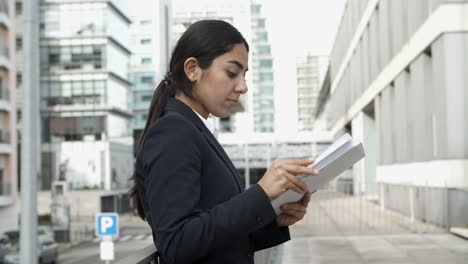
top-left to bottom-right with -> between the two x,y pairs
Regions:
0,0 -> 467,263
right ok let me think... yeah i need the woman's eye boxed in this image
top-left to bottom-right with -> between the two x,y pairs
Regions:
227,71 -> 237,78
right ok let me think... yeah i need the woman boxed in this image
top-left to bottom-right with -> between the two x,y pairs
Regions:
130,20 -> 318,264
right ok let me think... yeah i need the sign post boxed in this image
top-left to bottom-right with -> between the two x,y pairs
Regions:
96,213 -> 119,263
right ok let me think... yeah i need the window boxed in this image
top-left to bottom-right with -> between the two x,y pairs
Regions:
16,73 -> 22,86
252,5 -> 261,14
141,95 -> 152,102
259,60 -> 272,67
259,73 -> 273,81
257,19 -> 265,28
141,76 -> 153,84
141,57 -> 152,64
257,32 -> 268,41
15,1 -> 22,15
16,37 -> 22,50
258,46 -> 270,55
140,38 -> 151,45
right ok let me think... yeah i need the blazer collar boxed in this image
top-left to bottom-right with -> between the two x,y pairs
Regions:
163,97 -> 243,192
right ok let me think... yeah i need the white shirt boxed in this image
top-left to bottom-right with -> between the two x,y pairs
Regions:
192,109 -> 215,134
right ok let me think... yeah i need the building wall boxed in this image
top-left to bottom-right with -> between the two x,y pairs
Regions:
107,42 -> 130,81
325,0 -> 468,226
39,0 -> 133,190
0,0 -> 18,231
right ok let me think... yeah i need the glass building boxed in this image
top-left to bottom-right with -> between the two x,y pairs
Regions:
38,0 -> 133,190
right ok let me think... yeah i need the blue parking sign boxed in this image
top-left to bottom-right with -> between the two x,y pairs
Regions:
96,213 -> 119,237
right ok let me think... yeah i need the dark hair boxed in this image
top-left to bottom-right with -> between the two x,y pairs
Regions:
129,20 -> 249,220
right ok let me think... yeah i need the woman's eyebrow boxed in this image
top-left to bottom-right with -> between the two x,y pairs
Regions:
227,60 -> 248,72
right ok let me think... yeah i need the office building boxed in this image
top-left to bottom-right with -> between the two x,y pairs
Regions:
319,0 -> 468,227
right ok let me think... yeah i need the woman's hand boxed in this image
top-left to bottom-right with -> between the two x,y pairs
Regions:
258,157 -> 318,201
276,192 -> 311,227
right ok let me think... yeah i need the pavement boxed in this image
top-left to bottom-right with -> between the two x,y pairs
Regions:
272,190 -> 468,264
57,191 -> 468,264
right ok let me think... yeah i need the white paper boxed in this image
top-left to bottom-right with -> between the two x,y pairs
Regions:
271,133 -> 365,215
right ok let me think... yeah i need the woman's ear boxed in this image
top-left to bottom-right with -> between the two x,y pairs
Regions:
184,57 -> 200,82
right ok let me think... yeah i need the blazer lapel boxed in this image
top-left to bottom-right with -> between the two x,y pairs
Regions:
200,130 -> 243,193
164,98 -> 243,192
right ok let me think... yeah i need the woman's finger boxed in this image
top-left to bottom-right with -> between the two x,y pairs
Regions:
302,192 -> 311,207
283,171 -> 308,193
280,209 -> 305,219
283,164 -> 319,176
281,203 -> 307,213
282,157 -> 315,166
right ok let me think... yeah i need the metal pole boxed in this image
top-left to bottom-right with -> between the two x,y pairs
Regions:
21,0 -> 39,263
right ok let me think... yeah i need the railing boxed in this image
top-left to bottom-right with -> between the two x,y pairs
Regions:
115,244 -> 158,264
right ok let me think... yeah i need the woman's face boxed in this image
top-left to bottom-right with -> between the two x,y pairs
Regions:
190,43 -> 249,118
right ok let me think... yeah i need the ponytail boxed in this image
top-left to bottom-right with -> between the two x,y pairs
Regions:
129,73 -> 174,220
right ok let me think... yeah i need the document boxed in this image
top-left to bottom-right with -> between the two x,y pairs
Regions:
271,133 -> 365,215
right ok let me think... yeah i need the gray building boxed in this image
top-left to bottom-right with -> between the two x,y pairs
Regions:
0,0 -> 18,233
129,0 -> 171,153
39,0 -> 133,190
251,2 -> 275,133
296,54 -> 328,131
319,0 -> 468,227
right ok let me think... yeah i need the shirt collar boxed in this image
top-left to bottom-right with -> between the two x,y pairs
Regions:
192,109 -> 215,134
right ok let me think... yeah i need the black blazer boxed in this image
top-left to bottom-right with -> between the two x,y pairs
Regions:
135,98 -> 290,264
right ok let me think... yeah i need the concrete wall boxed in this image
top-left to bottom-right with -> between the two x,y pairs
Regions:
382,184 -> 468,227
326,0 -> 468,228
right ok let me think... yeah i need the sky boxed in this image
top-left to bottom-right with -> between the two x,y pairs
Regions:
261,0 -> 347,56
258,0 -> 347,136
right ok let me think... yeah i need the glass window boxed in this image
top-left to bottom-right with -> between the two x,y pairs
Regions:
72,81 -> 83,95
140,38 -> 152,45
141,57 -> 152,64
259,60 -> 272,67
141,95 -> 152,101
62,82 -> 72,96
141,76 -> 153,84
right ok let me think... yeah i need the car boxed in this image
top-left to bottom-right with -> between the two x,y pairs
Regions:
3,238 -> 58,264
0,234 -> 12,262
2,231 -> 18,245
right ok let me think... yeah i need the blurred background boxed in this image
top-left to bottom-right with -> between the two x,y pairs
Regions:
0,0 -> 467,263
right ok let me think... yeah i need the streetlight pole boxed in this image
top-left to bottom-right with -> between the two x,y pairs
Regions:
21,0 -> 39,263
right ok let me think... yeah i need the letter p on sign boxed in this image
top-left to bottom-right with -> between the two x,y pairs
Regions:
96,213 -> 119,237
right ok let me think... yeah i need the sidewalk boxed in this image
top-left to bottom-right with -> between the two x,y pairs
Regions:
275,191 -> 468,264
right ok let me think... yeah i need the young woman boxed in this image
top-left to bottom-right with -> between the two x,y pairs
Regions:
130,20 -> 318,264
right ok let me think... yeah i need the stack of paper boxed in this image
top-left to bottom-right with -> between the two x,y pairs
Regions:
271,133 -> 365,215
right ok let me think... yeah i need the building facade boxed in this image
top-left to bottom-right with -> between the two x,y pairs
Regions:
296,54 -> 328,132
250,2 -> 275,133
129,0 -> 171,153
320,0 -> 468,227
172,0 -> 252,134
39,0 -> 133,190
0,0 -> 18,233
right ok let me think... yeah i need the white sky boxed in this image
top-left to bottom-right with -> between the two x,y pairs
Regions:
258,0 -> 347,136
261,0 -> 347,56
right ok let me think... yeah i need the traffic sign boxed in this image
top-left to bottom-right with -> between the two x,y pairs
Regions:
96,213 -> 119,237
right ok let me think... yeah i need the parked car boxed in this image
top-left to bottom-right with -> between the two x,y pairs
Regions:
3,238 -> 58,264
2,227 -> 58,264
0,234 -> 12,263
3,226 -> 54,245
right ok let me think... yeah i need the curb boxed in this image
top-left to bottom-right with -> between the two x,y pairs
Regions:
449,227 -> 468,240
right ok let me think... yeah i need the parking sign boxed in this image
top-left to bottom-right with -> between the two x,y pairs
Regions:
96,213 -> 119,237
